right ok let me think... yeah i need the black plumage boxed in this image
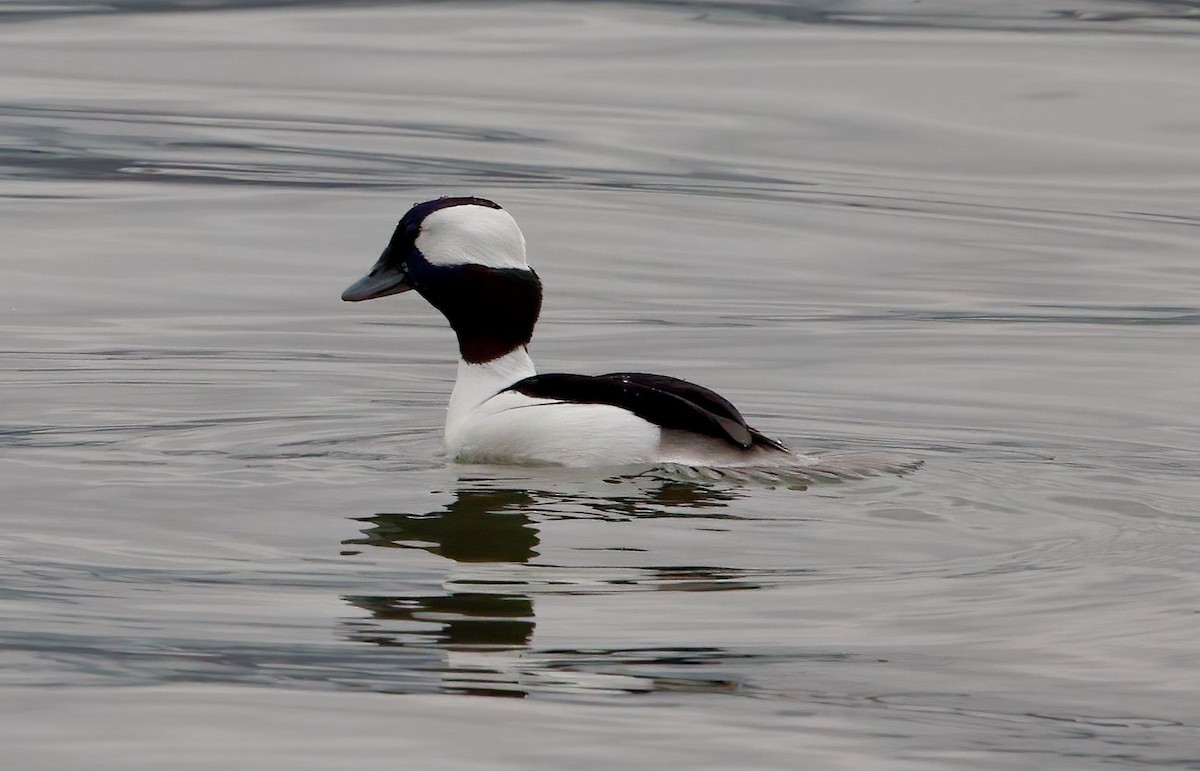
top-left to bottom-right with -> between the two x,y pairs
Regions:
506,372 -> 787,452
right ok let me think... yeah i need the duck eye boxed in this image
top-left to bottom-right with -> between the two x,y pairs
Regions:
404,222 -> 420,238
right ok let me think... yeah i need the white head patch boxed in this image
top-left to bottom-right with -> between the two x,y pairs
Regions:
415,204 -> 528,270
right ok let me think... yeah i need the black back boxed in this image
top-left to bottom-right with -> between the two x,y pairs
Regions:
505,372 -> 787,452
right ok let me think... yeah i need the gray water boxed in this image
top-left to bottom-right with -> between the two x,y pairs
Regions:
3,1 -> 1200,768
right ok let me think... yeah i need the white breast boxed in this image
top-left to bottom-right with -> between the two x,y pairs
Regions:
446,390 -> 662,467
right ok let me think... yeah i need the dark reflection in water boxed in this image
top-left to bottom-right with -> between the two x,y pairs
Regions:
344,488 -> 541,562
343,488 -> 540,696
339,478 -> 779,696
344,594 -> 536,649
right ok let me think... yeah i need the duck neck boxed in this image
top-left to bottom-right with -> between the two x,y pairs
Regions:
415,265 -> 542,365
446,346 -> 537,431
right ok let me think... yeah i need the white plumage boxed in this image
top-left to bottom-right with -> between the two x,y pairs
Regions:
416,205 -> 528,270
343,197 -> 800,469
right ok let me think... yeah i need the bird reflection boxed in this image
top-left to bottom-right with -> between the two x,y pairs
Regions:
340,487 -> 542,695
344,488 -> 540,563
343,593 -> 535,649
340,476 -> 746,697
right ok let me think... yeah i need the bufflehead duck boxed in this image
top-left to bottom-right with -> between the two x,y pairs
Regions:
342,196 -> 792,468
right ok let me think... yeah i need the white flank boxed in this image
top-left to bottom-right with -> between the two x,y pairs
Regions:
443,348 -> 661,467
450,392 -> 662,467
416,205 -> 529,270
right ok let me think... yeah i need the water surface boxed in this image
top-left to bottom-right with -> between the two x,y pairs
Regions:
2,1 -> 1200,768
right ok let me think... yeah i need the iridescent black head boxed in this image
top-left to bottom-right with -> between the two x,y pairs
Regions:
342,197 -> 542,364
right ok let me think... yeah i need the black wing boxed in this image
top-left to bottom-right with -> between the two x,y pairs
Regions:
505,372 -> 786,452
